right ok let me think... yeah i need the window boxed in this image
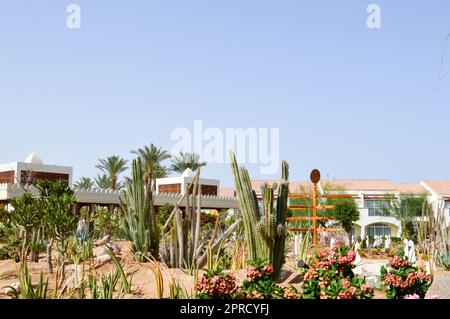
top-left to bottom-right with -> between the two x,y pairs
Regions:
366,223 -> 391,236
366,200 -> 389,216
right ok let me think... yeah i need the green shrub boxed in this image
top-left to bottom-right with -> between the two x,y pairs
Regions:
157,204 -> 173,226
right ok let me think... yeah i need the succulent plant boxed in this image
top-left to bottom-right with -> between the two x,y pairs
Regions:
230,151 -> 289,279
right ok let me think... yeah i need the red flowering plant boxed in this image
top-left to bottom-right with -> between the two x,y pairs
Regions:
195,269 -> 237,299
380,256 -> 432,299
301,245 -> 374,299
235,259 -> 300,299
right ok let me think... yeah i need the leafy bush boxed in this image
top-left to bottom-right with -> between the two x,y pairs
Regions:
0,226 -> 21,261
0,245 -> 19,261
381,256 -> 432,299
93,207 -> 122,239
156,204 -> 173,226
301,245 -> 374,299
387,242 -> 404,258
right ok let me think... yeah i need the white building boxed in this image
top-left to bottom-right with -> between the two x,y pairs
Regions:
245,178 -> 450,239
0,152 -> 73,186
0,153 -> 239,212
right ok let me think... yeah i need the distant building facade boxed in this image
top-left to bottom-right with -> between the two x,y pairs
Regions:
234,178 -> 450,239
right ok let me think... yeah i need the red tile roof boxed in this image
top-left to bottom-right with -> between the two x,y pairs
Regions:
219,188 -> 236,197
392,183 -> 427,194
320,179 -> 395,191
422,180 -> 450,196
250,180 -> 311,193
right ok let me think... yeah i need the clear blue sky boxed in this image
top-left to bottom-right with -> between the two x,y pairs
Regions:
1,1 -> 449,187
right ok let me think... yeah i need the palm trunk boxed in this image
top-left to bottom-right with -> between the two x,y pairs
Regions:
111,175 -> 117,191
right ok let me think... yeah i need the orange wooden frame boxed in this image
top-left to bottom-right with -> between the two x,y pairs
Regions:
286,178 -> 352,245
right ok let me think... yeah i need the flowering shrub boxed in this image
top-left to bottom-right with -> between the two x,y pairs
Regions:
195,270 -> 237,299
301,245 -> 374,299
381,256 -> 432,299
196,260 -> 302,299
235,259 -> 295,299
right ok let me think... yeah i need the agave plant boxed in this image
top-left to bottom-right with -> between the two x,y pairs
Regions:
230,151 -> 289,279
5,262 -> 48,299
106,248 -> 133,294
148,260 -> 164,299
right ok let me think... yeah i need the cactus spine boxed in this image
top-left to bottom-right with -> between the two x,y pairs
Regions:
230,151 -> 289,278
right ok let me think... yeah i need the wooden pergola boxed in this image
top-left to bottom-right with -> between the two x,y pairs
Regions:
286,169 -> 353,245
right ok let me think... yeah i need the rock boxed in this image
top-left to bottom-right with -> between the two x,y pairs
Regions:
95,234 -> 111,247
426,271 -> 450,299
3,282 -> 20,295
95,254 -> 111,268
107,243 -> 121,255
365,276 -> 382,289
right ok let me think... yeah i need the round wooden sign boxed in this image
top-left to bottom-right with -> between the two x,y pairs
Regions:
310,169 -> 321,184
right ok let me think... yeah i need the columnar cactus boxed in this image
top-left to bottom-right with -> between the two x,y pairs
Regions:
230,151 -> 289,279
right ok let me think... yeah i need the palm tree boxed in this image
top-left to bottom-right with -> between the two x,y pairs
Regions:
171,152 -> 207,174
73,177 -> 94,189
95,174 -> 111,190
95,156 -> 128,190
130,144 -> 171,193
154,164 -> 170,179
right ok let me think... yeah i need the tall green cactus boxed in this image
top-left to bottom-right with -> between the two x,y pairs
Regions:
120,158 -> 160,262
230,151 -> 289,278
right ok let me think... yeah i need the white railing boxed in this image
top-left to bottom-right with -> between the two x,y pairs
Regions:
0,183 -> 239,209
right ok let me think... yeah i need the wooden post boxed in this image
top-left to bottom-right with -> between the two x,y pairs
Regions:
313,182 -> 318,245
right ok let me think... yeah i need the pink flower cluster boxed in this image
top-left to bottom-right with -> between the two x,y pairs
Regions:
304,247 -> 356,282
195,274 -> 237,299
360,283 -> 373,293
301,246 -> 375,299
389,256 -> 410,269
283,287 -> 301,299
338,251 -> 356,266
246,264 -> 274,282
384,271 -> 431,289
336,279 -> 373,299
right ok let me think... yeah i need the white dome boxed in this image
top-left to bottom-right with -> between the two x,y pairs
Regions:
24,152 -> 44,165
181,168 -> 194,177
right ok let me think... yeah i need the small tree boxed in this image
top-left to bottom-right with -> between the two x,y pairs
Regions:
9,193 -> 42,261
331,199 -> 360,246
383,194 -> 426,240
37,180 -> 77,283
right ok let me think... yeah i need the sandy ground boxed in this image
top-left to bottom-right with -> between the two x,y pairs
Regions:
0,241 -> 390,299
